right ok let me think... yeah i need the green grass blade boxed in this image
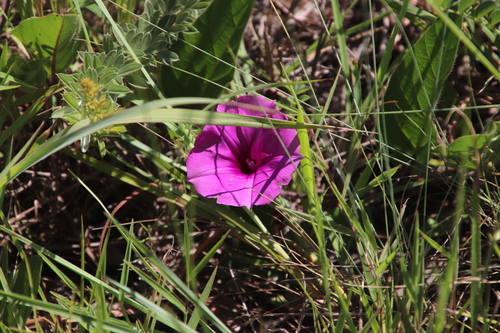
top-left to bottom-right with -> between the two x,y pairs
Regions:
188,268 -> 218,329
0,98 -> 322,190
0,290 -> 141,332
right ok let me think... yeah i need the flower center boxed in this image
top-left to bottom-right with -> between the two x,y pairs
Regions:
241,158 -> 258,175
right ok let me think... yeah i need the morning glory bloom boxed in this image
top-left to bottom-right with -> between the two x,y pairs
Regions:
186,95 -> 303,208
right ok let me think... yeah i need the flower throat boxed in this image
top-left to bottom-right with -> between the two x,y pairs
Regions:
241,158 -> 258,174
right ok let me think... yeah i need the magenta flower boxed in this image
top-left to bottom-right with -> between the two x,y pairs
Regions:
186,95 -> 303,208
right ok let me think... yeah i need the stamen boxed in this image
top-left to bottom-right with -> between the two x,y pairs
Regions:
241,158 -> 258,174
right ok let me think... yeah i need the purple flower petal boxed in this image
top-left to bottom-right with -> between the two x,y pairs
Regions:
186,95 -> 303,208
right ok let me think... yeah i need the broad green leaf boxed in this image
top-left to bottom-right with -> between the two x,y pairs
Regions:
448,134 -> 491,169
433,134 -> 492,170
448,134 -> 490,154
9,56 -> 47,87
489,7 -> 500,25
382,14 -> 461,164
428,2 -> 500,82
458,0 -> 477,12
160,0 -> 255,98
475,1 -> 497,18
11,14 -> 83,74
104,84 -> 131,94
117,62 -> 142,76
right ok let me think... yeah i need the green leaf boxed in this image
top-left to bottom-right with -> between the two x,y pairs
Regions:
449,134 -> 490,154
475,1 -> 497,18
355,163 -> 400,197
9,56 -> 47,87
51,106 -> 81,123
448,134 -> 491,169
11,14 -> 83,74
188,268 -> 218,329
0,41 -> 8,72
104,84 -> 131,94
367,166 -> 400,188
489,7 -> 500,25
125,73 -> 149,89
419,230 -> 451,259
458,0 -> 477,12
382,14 -> 461,164
0,85 -> 20,91
117,62 -> 142,76
160,0 -> 255,98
